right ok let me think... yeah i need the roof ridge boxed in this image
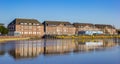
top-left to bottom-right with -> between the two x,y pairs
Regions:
15,18 -> 37,20
44,21 -> 70,23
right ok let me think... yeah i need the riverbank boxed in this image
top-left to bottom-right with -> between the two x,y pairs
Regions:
0,36 -> 31,43
0,35 -> 120,42
45,35 -> 120,39
0,38 -> 30,42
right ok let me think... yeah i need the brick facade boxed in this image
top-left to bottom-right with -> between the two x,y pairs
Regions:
8,18 -> 44,37
73,23 -> 101,34
73,23 -> 117,35
43,21 -> 76,35
7,18 -> 117,36
95,24 -> 117,35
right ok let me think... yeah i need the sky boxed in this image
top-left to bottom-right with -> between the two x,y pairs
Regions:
0,0 -> 120,28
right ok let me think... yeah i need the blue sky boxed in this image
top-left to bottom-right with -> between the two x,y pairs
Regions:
0,0 -> 120,28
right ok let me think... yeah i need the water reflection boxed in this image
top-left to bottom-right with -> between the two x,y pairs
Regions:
74,39 -> 117,53
9,40 -> 44,59
0,43 -> 5,56
0,39 -> 119,60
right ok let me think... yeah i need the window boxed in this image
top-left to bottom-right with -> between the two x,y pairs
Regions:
29,26 -> 32,29
48,24 -> 56,26
38,26 -> 41,28
24,23 -> 27,25
24,26 -> 28,29
29,23 -> 32,25
33,23 -> 36,25
37,32 -> 41,34
20,23 -> 24,25
80,26 -> 83,28
29,32 -> 32,34
21,26 -> 23,27
57,29 -> 60,32
24,32 -> 28,34
21,32 -> 23,34
34,28 -> 36,30
36,24 -> 39,25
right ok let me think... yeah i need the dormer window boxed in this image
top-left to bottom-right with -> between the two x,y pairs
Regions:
20,23 -> 24,25
33,23 -> 36,25
79,26 -> 83,28
36,24 -> 39,25
24,23 -> 27,25
51,24 -> 56,26
48,24 -> 56,26
29,23 -> 32,25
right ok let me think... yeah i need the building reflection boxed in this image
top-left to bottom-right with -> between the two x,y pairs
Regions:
74,39 -> 116,52
44,39 -> 76,55
9,40 -> 44,59
8,39 -> 118,60
0,43 -> 5,56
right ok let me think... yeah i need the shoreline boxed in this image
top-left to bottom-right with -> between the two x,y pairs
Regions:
45,35 -> 120,39
0,35 -> 120,43
0,37 -> 30,43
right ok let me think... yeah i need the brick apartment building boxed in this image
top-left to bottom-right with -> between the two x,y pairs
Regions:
7,18 -> 44,37
95,24 -> 117,35
73,23 -> 117,35
73,23 -> 101,34
43,21 -> 76,35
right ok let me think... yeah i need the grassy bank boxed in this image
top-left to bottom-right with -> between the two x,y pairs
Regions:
0,37 -> 30,42
0,35 -> 120,42
0,36 -> 44,42
48,35 -> 120,39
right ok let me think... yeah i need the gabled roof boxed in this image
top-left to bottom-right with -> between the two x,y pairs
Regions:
43,21 -> 72,25
8,18 -> 43,26
95,24 -> 115,29
73,23 -> 94,27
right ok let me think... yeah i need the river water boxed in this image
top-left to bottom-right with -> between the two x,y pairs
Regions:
0,39 -> 120,64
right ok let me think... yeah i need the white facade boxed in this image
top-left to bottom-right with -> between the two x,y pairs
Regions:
78,30 -> 103,35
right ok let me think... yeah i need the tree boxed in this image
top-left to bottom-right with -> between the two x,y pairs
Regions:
0,26 -> 9,35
